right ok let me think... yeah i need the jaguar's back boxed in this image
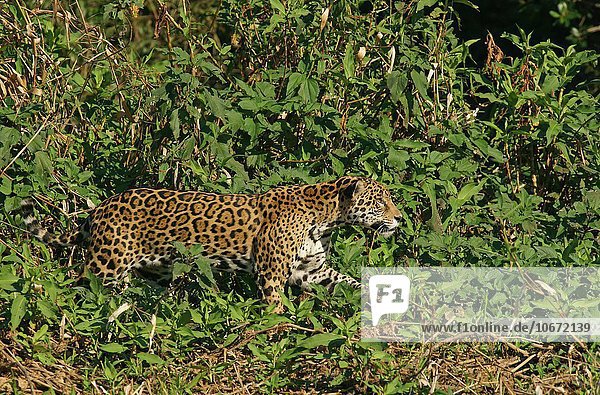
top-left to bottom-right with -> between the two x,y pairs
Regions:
85,188 -> 263,278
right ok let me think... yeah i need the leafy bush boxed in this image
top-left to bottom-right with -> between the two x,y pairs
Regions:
0,0 -> 598,392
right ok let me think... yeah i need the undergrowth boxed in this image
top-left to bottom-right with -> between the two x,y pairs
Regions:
0,0 -> 598,393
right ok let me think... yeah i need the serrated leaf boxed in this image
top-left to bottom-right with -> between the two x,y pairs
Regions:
206,93 -> 228,121
298,78 -> 319,104
286,72 -> 306,97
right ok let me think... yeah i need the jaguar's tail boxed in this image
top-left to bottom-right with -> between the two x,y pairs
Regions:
21,199 -> 87,247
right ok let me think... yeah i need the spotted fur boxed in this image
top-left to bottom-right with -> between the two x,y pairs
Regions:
22,176 -> 401,312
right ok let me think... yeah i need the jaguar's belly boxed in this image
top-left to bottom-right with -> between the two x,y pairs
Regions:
205,252 -> 254,273
289,226 -> 333,285
128,241 -> 255,274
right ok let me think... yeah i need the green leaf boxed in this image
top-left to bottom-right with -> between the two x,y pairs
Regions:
457,181 -> 485,202
416,0 -> 438,12
37,300 -> 58,320
34,151 -> 53,175
99,343 -> 128,353
0,176 -> 12,195
297,333 -> 345,349
137,352 -> 166,365
343,44 -> 355,79
572,298 -> 600,308
330,154 -> 345,176
206,93 -> 228,121
394,139 -> 429,149
172,262 -> 192,279
453,0 -> 479,9
386,71 -> 408,102
226,110 -> 244,132
270,0 -> 285,13
545,120 -> 561,145
422,180 -> 443,233
170,109 -> 180,139
10,294 -> 27,330
388,148 -> 409,170
195,255 -> 215,285
223,333 -> 239,347
541,75 -> 560,94
410,70 -> 429,99
299,78 -> 319,104
247,343 -> 271,362
286,72 -> 305,97
0,272 -> 20,291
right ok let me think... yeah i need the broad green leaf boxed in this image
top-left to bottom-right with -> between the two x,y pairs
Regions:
457,181 -> 485,202
410,70 -> 429,99
34,151 -> 53,175
270,0 -> 285,13
10,294 -> 27,330
286,72 -> 306,97
99,343 -> 128,353
386,71 -> 408,102
37,300 -> 58,320
299,78 -> 319,104
173,262 -> 192,278
247,343 -> 271,362
297,333 -> 345,349
541,75 -> 560,94
137,352 -> 166,365
0,272 -> 19,291
0,176 -> 12,195
206,93 -> 228,121
416,0 -> 438,12
388,148 -> 409,170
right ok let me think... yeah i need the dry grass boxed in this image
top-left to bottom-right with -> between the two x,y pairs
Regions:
1,329 -> 598,394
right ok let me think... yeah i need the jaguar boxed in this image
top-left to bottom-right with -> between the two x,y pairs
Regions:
22,176 -> 401,312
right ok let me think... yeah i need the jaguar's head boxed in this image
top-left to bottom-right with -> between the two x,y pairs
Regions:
337,176 -> 402,237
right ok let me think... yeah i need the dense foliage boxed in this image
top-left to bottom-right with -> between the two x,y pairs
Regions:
0,0 -> 598,392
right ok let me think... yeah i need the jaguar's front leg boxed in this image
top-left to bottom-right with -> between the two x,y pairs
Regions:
253,226 -> 296,314
292,261 -> 361,292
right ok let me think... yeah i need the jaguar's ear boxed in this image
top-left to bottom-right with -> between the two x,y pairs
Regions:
340,178 -> 366,201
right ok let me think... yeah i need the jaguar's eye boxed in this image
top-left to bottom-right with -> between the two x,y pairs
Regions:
377,202 -> 385,209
